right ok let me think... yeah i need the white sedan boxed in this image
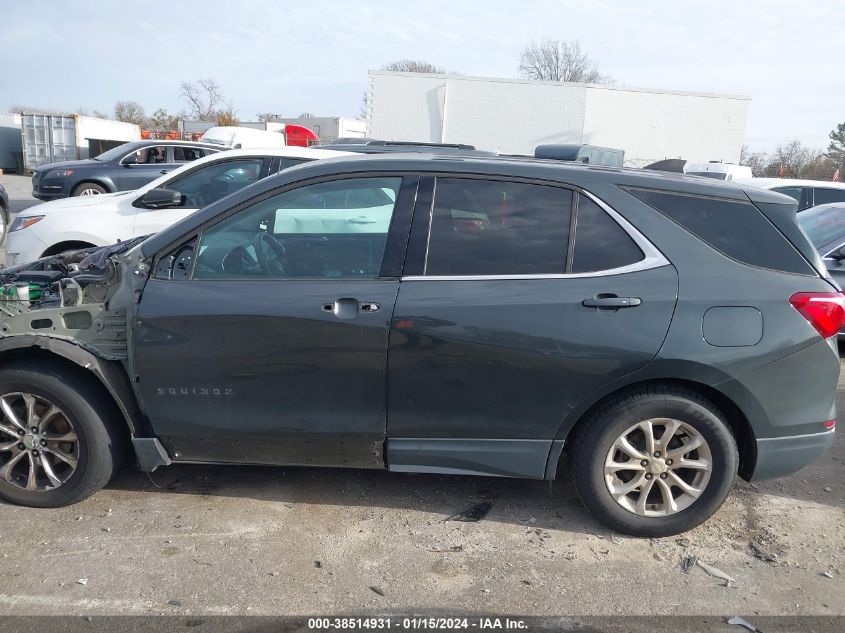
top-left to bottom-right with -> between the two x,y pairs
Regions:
4,146 -> 350,266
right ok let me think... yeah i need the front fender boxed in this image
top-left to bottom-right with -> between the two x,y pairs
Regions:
0,335 -> 145,436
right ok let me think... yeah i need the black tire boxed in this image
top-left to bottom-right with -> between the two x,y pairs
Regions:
0,360 -> 125,507
570,385 -> 738,537
71,182 -> 107,197
0,203 -> 7,247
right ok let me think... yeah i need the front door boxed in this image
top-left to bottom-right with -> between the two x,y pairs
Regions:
134,174 -> 417,467
118,145 -> 173,190
386,176 -> 678,478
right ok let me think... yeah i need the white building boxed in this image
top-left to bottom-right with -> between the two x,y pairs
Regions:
366,71 -> 750,167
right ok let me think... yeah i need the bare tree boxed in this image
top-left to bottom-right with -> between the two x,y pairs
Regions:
518,40 -> 612,84
381,59 -> 445,73
256,113 -> 278,123
739,145 -> 768,177
113,101 -> 146,126
180,79 -> 226,121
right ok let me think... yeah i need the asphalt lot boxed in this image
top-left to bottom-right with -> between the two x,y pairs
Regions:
0,367 -> 841,617
0,173 -> 841,619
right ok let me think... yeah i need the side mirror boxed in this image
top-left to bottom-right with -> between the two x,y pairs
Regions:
139,188 -> 182,209
122,154 -> 137,166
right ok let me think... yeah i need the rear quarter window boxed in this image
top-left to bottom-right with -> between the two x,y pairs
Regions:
625,187 -> 813,275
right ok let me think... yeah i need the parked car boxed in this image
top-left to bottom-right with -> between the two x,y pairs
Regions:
797,202 -> 845,335
736,177 -> 845,211
0,156 -> 838,537
31,140 -> 222,201
0,183 -> 8,246
5,146 -> 351,266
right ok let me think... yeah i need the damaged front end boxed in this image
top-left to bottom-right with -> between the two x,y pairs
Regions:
0,237 -> 152,361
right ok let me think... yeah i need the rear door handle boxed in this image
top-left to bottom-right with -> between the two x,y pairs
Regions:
582,296 -> 642,309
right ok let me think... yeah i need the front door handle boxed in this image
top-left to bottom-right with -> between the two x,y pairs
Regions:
582,295 -> 642,309
322,299 -> 381,319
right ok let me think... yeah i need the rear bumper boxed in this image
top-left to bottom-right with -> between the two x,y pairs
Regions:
750,429 -> 835,480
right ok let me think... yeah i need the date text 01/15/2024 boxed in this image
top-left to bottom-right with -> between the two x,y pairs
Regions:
307,618 -> 528,630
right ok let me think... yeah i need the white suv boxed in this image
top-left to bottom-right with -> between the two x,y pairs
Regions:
4,146 -> 350,266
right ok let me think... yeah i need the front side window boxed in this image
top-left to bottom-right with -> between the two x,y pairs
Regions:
131,146 -> 169,164
194,177 -> 402,279
159,158 -> 264,208
424,178 -> 572,276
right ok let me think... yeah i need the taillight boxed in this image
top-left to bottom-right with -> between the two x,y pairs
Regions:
823,420 -> 836,430
789,292 -> 845,339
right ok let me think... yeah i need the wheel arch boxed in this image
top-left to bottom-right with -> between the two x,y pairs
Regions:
41,240 -> 99,257
71,178 -> 114,195
548,373 -> 758,482
0,335 -> 148,439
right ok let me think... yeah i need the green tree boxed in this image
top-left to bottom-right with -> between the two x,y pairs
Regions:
827,122 -> 845,175
149,108 -> 179,132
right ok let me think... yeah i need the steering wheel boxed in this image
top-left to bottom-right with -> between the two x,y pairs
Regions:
253,232 -> 288,276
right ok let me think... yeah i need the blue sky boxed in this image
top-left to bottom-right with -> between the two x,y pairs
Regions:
2,0 -> 841,152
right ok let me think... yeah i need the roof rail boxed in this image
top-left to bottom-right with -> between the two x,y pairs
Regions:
365,140 -> 478,150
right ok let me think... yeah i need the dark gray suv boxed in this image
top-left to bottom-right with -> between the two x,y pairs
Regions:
0,153 -> 838,536
31,140 -> 221,200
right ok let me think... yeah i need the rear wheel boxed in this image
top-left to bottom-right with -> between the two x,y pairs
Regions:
571,385 -> 738,537
0,361 -> 125,507
71,182 -> 107,197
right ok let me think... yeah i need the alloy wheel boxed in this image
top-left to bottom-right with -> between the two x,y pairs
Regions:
604,418 -> 712,517
0,392 -> 79,492
79,188 -> 100,196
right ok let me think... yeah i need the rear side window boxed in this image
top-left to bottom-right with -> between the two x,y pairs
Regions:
173,147 -> 205,162
424,178 -> 572,276
572,197 -> 643,273
627,188 -> 812,275
814,188 -> 845,205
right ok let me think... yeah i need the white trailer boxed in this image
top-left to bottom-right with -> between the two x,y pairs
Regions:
366,71 -> 750,167
21,114 -> 139,171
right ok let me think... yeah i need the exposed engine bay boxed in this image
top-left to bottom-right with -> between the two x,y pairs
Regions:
0,236 -> 152,360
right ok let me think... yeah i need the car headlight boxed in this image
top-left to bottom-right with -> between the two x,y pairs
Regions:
47,169 -> 73,178
9,215 -> 45,232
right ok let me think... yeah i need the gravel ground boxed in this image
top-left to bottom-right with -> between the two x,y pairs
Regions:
0,367 -> 841,618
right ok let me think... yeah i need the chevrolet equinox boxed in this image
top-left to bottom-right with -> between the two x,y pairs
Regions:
0,153 -> 838,536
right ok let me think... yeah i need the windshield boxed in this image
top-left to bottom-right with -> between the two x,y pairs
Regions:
94,143 -> 137,161
199,136 -> 229,146
798,205 -> 845,251
686,171 -> 728,180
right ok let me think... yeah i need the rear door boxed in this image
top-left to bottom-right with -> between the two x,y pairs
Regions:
386,176 -> 678,478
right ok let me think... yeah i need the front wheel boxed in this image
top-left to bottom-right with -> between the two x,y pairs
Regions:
0,361 -> 125,507
72,182 -> 107,197
571,386 -> 738,537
